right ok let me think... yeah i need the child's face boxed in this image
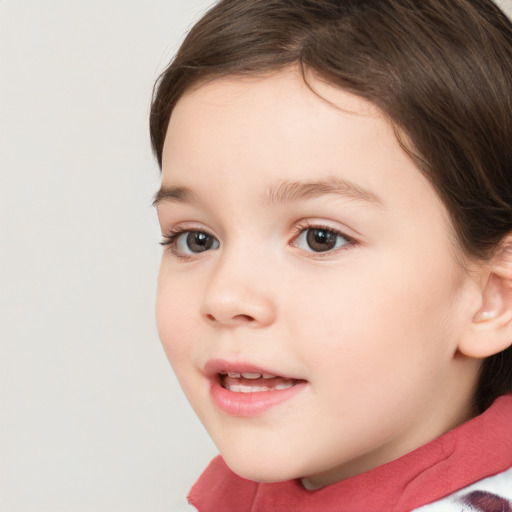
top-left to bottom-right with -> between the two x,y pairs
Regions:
155,68 -> 480,488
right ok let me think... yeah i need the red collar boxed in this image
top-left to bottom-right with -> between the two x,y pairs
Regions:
188,394 -> 512,512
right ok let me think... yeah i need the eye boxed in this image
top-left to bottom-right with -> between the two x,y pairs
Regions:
294,227 -> 352,253
162,230 -> 220,257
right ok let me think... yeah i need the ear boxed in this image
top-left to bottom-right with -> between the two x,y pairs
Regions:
458,240 -> 512,359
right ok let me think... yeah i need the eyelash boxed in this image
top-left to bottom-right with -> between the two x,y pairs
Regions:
290,221 -> 357,257
160,223 -> 357,261
160,227 -> 217,262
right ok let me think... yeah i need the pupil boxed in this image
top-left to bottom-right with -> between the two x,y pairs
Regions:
187,232 -> 212,252
306,229 -> 336,252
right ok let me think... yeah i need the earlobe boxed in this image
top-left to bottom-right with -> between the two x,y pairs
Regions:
459,242 -> 512,359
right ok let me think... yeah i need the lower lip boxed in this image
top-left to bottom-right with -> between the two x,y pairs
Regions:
209,379 -> 307,417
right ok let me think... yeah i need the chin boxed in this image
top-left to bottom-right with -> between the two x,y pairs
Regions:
222,452 -> 301,483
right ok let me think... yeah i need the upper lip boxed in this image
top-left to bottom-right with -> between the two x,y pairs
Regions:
204,358 -> 300,381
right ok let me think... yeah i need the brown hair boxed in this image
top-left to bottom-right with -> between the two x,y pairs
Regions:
150,0 -> 512,412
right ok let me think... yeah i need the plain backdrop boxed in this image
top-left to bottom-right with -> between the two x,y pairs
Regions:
1,1 -> 512,511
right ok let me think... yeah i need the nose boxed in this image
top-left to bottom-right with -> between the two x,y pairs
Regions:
200,252 -> 277,328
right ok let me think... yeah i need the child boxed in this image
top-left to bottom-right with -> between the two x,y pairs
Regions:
150,0 -> 512,510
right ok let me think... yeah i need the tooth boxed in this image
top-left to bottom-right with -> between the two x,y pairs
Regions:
262,373 -> 276,379
275,382 -> 294,390
241,372 -> 261,379
227,372 -> 241,378
227,384 -> 271,393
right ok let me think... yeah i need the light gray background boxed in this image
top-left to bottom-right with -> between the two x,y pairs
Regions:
1,1 -> 511,511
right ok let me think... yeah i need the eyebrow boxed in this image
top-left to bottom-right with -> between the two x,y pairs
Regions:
153,177 -> 384,208
152,185 -> 197,207
261,177 -> 384,208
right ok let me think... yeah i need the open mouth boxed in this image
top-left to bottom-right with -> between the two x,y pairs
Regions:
205,359 -> 307,416
219,371 -> 301,393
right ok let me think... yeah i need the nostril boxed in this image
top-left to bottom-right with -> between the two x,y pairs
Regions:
205,312 -> 255,324
233,314 -> 255,322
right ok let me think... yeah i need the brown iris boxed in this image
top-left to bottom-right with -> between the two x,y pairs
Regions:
186,232 -> 215,252
306,229 -> 339,252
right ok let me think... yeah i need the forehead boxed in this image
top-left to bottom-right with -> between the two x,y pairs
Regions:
163,68 -> 395,183
172,68 -> 383,137
179,68 -> 382,114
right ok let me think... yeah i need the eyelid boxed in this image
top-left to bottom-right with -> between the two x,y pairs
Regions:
160,224 -> 220,261
160,221 -> 216,242
290,220 -> 358,256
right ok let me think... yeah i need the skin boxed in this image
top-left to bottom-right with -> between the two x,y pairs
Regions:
154,68 -> 484,489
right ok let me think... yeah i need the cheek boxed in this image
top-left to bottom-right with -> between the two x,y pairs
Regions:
287,253 -> 461,390
155,266 -> 199,369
